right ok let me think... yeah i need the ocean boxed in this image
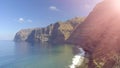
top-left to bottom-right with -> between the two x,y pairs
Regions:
0,40 -> 75,68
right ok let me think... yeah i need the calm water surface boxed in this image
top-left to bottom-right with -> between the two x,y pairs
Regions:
0,41 -> 74,68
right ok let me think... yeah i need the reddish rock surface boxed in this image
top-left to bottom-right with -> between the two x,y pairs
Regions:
68,0 -> 120,68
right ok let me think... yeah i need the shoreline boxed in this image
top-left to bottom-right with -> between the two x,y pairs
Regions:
69,48 -> 87,68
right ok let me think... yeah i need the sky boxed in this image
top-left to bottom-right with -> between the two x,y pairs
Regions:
0,0 -> 102,40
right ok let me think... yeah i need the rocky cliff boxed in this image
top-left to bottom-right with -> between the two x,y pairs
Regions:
68,0 -> 120,68
14,17 -> 84,44
14,29 -> 34,42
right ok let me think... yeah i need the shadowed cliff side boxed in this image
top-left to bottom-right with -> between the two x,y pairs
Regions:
68,0 -> 120,68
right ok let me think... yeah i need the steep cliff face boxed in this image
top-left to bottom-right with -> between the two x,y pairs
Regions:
26,24 -> 54,43
14,29 -> 33,42
14,17 -> 84,43
50,22 -> 74,43
68,0 -> 120,68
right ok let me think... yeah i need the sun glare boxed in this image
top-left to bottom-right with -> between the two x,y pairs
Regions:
112,0 -> 120,12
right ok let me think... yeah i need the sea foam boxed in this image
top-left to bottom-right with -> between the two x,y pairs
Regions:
69,48 -> 85,68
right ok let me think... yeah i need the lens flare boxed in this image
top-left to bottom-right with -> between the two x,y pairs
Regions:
111,0 -> 120,12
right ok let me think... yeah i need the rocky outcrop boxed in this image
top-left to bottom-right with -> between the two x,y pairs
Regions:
68,0 -> 120,68
14,29 -> 34,42
14,17 -> 84,44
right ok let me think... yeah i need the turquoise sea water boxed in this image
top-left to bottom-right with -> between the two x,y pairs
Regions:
0,41 -> 74,68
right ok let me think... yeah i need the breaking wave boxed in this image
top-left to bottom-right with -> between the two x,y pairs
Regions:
69,48 -> 85,68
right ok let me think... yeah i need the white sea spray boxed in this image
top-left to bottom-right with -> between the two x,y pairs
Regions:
69,48 -> 85,68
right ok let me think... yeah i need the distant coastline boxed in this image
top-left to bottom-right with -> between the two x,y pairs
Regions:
14,17 -> 85,44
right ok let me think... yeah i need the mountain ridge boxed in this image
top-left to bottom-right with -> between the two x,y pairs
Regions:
14,17 -> 85,44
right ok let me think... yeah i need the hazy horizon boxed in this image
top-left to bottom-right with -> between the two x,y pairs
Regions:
0,0 -> 102,40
